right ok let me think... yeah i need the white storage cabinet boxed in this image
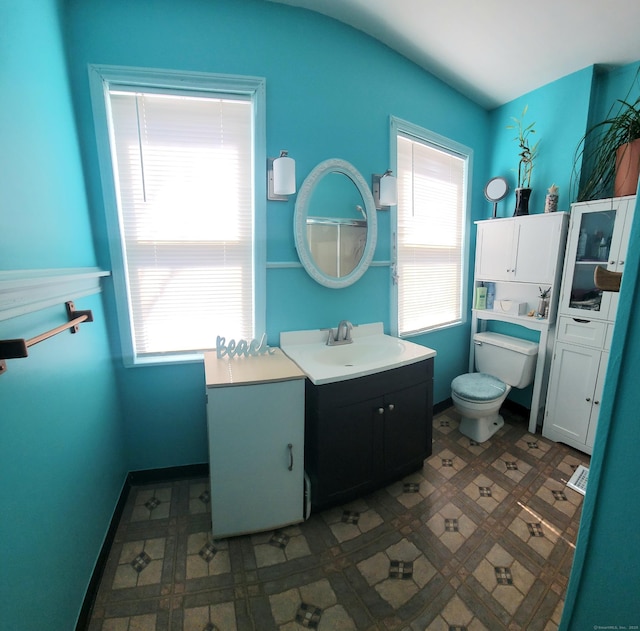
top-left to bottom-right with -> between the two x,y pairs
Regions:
472,212 -> 569,433
543,195 -> 635,454
204,349 -> 306,538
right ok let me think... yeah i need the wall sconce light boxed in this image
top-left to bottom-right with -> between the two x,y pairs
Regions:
372,169 -> 397,210
267,150 -> 296,200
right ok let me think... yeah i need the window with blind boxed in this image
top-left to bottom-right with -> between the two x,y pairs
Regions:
89,67 -> 265,364
392,120 -> 470,337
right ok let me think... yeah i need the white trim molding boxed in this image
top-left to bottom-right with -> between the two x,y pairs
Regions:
0,268 -> 110,322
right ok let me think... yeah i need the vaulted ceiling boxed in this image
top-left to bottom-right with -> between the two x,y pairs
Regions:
269,0 -> 640,109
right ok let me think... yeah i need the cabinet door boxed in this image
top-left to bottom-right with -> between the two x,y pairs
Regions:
543,342 -> 600,449
208,379 -> 304,538
312,396 -> 380,507
383,382 -> 430,478
512,214 -> 563,284
603,200 -> 635,319
585,352 -> 609,450
559,199 -> 632,319
475,218 -> 514,280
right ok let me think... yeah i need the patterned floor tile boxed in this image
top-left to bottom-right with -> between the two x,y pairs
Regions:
88,406 -> 587,630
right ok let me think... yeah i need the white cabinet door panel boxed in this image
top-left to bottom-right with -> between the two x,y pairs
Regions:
208,378 -> 304,538
543,342 -> 600,445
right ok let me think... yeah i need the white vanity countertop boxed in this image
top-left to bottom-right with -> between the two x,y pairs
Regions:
204,348 -> 305,388
280,322 -> 436,385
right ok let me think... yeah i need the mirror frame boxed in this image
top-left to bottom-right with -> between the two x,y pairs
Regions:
294,158 -> 377,289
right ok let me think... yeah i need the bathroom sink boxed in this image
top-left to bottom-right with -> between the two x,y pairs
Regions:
280,322 -> 436,385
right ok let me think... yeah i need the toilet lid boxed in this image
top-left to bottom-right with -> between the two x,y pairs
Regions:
451,372 -> 507,402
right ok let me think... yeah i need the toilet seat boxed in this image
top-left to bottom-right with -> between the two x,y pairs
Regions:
451,372 -> 507,402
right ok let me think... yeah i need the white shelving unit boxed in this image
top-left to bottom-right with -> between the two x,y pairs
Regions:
471,212 -> 569,433
543,195 -> 636,454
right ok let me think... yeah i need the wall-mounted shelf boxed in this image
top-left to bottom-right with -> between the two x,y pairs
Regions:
0,268 -> 110,322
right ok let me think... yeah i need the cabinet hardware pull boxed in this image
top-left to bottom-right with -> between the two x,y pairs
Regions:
586,397 -> 591,402
619,260 -> 624,265
288,443 -> 294,471
594,400 -> 600,405
573,318 -> 591,323
388,403 -> 395,411
377,407 -> 385,415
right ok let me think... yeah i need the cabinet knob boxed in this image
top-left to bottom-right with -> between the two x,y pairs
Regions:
288,443 -> 294,471
594,400 -> 600,405
378,407 -> 385,415
619,260 -> 625,266
387,403 -> 395,412
586,397 -> 591,402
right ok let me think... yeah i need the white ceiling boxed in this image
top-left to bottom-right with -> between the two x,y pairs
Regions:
268,0 -> 640,109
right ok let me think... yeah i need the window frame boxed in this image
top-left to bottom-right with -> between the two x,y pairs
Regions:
88,65 -> 266,366
389,116 -> 472,338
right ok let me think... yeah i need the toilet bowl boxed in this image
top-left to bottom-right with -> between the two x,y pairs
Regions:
451,332 -> 538,443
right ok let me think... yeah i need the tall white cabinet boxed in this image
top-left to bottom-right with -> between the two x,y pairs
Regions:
472,212 -> 569,433
543,195 -> 636,454
204,349 -> 306,538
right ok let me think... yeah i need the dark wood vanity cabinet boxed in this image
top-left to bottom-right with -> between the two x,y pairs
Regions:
304,358 -> 433,512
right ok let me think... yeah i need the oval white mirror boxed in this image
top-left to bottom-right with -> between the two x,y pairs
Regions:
294,158 -> 377,289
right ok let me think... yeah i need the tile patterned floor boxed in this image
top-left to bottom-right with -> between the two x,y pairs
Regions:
87,406 -> 589,631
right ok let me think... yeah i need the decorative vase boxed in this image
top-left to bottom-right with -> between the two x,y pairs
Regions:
514,187 -> 531,216
614,137 -> 640,197
537,297 -> 549,318
544,193 -> 558,213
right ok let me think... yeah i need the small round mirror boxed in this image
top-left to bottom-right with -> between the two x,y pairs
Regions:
484,176 -> 509,218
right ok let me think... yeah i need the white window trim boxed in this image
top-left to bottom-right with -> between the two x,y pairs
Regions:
389,116 -> 472,338
88,65 -> 266,366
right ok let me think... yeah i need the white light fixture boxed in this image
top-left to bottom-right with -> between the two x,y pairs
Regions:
268,150 -> 296,200
372,169 -> 397,209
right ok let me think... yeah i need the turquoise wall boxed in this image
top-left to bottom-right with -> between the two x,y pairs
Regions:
2,0 -> 639,627
64,0 -> 490,470
0,1 -> 126,629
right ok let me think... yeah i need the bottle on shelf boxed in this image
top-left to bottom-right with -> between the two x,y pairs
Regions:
577,230 -> 587,259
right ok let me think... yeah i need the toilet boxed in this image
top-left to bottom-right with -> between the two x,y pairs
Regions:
451,332 -> 538,443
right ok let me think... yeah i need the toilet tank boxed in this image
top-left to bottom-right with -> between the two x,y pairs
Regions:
473,332 -> 538,388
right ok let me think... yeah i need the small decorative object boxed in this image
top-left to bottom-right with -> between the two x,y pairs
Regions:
507,105 -> 539,216
537,286 -> 551,318
216,334 -> 275,359
544,183 -> 559,213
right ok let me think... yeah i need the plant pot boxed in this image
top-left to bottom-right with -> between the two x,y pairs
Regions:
614,137 -> 640,197
514,187 -> 531,216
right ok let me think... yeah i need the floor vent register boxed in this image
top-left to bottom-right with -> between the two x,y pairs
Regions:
566,464 -> 589,495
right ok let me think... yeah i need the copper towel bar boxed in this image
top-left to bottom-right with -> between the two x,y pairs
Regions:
0,301 -> 93,374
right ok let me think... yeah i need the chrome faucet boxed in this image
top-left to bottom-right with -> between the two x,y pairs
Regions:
326,320 -> 353,345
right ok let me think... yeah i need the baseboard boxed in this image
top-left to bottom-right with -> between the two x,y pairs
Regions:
76,475 -> 131,630
76,463 -> 209,630
433,397 -> 453,415
128,462 -> 209,485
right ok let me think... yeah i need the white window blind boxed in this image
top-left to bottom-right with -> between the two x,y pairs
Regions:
107,90 -> 255,357
396,133 -> 467,336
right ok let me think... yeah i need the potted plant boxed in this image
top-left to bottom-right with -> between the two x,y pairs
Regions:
572,71 -> 640,201
507,105 -> 539,215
